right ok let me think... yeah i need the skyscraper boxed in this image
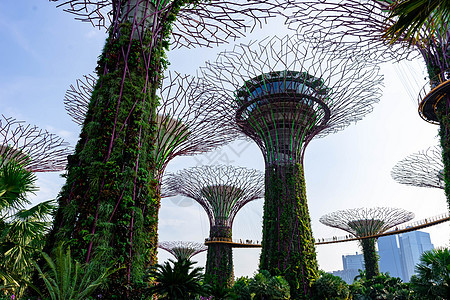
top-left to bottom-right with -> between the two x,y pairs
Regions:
398,231 -> 434,281
377,231 -> 434,282
378,235 -> 403,280
331,252 -> 364,284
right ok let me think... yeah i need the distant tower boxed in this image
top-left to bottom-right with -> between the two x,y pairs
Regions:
201,35 -> 382,297
285,0 -> 450,210
391,146 -> 444,190
398,231 -> 434,281
158,241 -> 207,261
320,207 -> 414,279
166,165 -> 264,288
0,116 -> 71,172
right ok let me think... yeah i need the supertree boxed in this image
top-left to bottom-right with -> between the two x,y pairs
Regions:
47,1 -> 288,296
392,145 -> 445,190
158,241 -> 207,261
200,35 -> 383,298
0,116 -> 71,172
165,165 -> 264,288
285,0 -> 450,210
320,207 -> 414,279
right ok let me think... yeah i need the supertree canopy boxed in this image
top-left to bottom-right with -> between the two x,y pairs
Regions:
165,165 -> 264,288
200,34 -> 382,298
0,116 -> 71,172
51,0 -> 290,49
158,241 -> 207,261
284,1 -> 415,61
320,207 -> 414,279
285,0 -> 450,211
47,1 -> 289,295
63,71 -> 236,189
392,145 -> 445,190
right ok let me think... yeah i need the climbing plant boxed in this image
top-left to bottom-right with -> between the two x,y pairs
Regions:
438,100 -> 450,211
47,1 -> 202,298
260,163 -> 318,299
360,238 -> 380,280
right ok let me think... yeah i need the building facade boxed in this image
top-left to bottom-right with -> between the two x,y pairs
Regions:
378,231 -> 434,282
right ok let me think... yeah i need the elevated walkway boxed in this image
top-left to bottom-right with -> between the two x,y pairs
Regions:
418,69 -> 450,124
204,212 -> 449,247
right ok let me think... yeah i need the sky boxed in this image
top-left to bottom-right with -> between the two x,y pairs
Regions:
0,1 -> 449,278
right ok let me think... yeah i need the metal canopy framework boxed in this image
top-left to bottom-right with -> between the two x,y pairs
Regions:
284,0 -> 450,123
284,0 -> 415,61
64,71 -> 237,184
320,207 -> 415,238
201,35 -> 383,164
50,0 -> 291,48
0,116 -> 71,172
392,145 -> 445,190
158,241 -> 207,260
166,165 -> 264,230
165,164 -> 264,287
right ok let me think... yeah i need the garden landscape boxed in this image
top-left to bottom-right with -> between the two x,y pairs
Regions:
1,0 -> 450,299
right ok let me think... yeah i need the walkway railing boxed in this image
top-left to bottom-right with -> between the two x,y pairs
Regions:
418,69 -> 450,124
202,212 -> 449,247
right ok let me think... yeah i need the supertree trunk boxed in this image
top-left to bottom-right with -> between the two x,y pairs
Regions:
205,226 -> 234,288
47,24 -> 162,298
360,238 -> 379,280
438,98 -> 450,211
260,163 -> 318,300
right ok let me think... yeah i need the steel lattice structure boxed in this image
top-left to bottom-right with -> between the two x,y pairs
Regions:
200,34 -> 382,297
201,35 -> 383,165
320,207 -> 414,279
392,145 -> 445,190
158,241 -> 207,260
166,165 -> 264,287
64,71 -> 237,186
284,0 -> 416,61
0,116 -> 71,172
166,165 -> 264,233
285,1 -> 450,122
320,207 -> 415,238
50,0 -> 290,49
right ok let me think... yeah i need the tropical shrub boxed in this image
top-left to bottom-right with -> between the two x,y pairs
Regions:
0,158 -> 53,297
31,244 -> 118,300
145,258 -> 205,299
248,270 -> 290,299
350,271 -> 413,300
409,248 -> 450,300
230,276 -> 252,300
311,271 -> 349,300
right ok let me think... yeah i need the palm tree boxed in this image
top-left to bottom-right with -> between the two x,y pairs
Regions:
0,156 -> 37,213
410,248 -> 450,299
0,157 -> 49,297
146,258 -> 205,299
384,0 -> 450,44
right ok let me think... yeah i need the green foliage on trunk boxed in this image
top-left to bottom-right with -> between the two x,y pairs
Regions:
437,99 -> 450,211
205,226 -> 234,288
46,1 -> 202,294
360,238 -> 380,280
260,163 -> 318,299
